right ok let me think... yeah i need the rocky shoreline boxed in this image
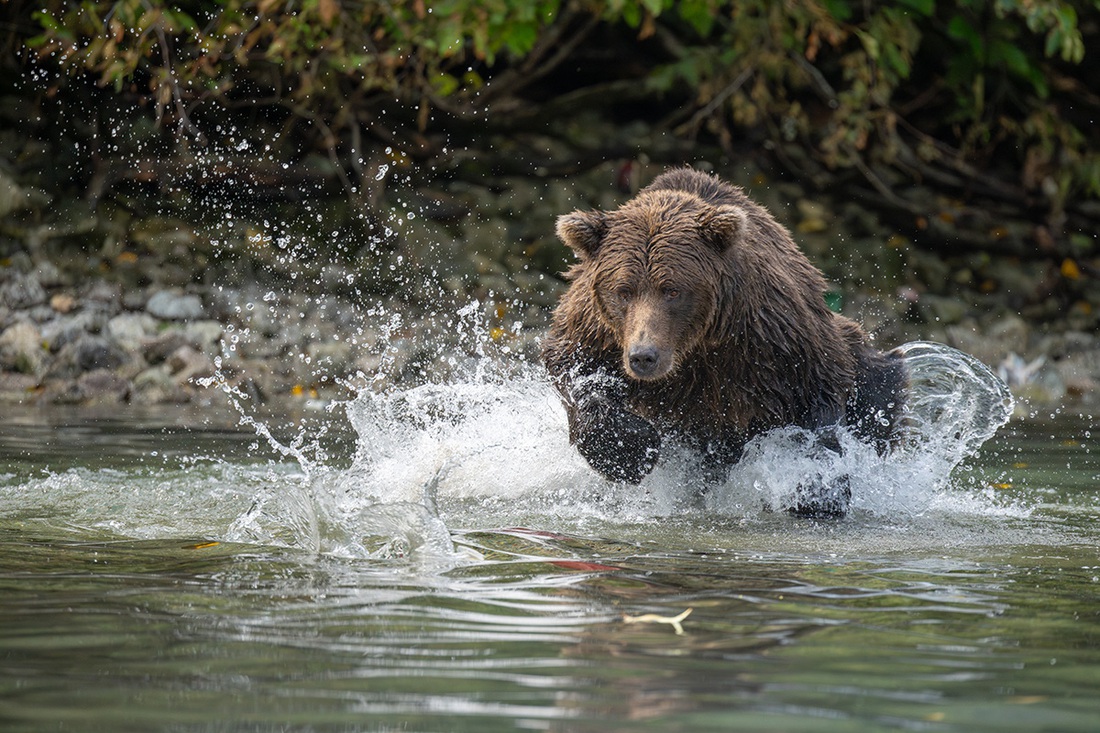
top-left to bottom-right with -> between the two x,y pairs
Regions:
2,161 -> 1098,417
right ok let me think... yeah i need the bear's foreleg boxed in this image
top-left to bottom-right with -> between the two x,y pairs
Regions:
790,472 -> 852,519
544,344 -> 663,484
847,347 -> 908,453
567,395 -> 662,484
788,428 -> 852,519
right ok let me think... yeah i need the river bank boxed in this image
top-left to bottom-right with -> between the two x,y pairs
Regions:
2,155 -> 1097,417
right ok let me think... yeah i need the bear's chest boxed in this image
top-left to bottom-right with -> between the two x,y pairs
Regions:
626,370 -> 756,435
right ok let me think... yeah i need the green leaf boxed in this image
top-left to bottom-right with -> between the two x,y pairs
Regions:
431,72 -> 459,97
946,14 -> 983,59
505,20 -> 539,55
882,41 -> 911,79
855,29 -> 879,60
821,0 -> 853,21
621,2 -> 641,28
989,38 -> 1035,81
678,0 -> 715,36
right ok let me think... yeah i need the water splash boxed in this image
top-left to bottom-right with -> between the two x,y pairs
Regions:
896,340 -> 1015,463
314,338 -> 1018,541
714,341 -> 1016,518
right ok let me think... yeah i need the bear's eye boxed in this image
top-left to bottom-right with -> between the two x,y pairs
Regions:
613,286 -> 633,302
662,288 -> 681,301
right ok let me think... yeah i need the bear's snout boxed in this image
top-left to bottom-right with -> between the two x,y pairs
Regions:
628,343 -> 662,378
622,298 -> 677,380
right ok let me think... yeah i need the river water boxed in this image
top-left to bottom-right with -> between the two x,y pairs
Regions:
1,346 -> 1098,732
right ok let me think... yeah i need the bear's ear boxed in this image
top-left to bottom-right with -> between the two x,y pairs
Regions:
556,211 -> 608,260
701,205 -> 746,252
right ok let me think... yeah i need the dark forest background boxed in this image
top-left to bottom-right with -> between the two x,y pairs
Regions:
2,1 -> 1098,327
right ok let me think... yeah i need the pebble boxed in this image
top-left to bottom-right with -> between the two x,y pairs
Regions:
146,290 -> 205,320
166,345 -> 216,384
48,335 -> 129,379
0,320 -> 44,375
0,273 -> 47,309
106,313 -> 158,352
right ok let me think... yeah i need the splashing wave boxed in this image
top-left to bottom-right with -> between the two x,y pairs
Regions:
325,341 -> 1017,538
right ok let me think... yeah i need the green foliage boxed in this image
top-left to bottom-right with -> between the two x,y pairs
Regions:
637,0 -> 1097,201
28,0 -> 562,108
20,0 -> 1100,204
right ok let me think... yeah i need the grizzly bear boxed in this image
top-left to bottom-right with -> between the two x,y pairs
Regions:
541,167 -> 907,517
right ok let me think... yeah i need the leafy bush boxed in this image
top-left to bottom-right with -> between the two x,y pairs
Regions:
19,0 -> 1100,210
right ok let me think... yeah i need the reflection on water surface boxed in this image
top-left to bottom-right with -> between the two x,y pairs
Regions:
0,404 -> 1097,732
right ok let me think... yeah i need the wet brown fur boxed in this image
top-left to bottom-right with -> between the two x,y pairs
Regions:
542,168 -> 905,481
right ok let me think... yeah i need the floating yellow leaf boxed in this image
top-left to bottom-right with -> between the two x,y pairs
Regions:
622,608 -> 693,635
1061,258 -> 1080,280
184,541 -> 219,550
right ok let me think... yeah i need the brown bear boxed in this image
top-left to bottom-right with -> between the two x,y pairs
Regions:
541,167 -> 906,517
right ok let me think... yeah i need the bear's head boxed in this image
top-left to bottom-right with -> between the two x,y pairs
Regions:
557,190 -> 745,382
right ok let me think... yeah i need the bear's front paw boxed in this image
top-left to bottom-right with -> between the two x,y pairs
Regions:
575,409 -> 661,484
789,472 -> 851,519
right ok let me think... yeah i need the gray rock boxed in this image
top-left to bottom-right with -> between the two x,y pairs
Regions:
146,290 -> 204,320
919,295 -> 969,326
34,261 -> 67,288
49,335 -> 129,379
985,313 -> 1031,356
106,313 -> 158,352
1056,350 -> 1100,401
82,281 -> 124,314
166,345 -> 215,384
0,321 -> 45,374
183,320 -> 224,349
143,331 -> 190,364
0,273 -> 47,309
133,364 -> 173,392
41,311 -> 109,352
307,340 -> 354,377
1035,330 -> 1098,360
133,364 -> 191,403
121,288 -> 148,311
0,170 -> 30,218
0,371 -> 38,402
74,369 -> 131,405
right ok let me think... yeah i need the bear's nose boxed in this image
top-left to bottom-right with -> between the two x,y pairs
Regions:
628,345 -> 660,377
